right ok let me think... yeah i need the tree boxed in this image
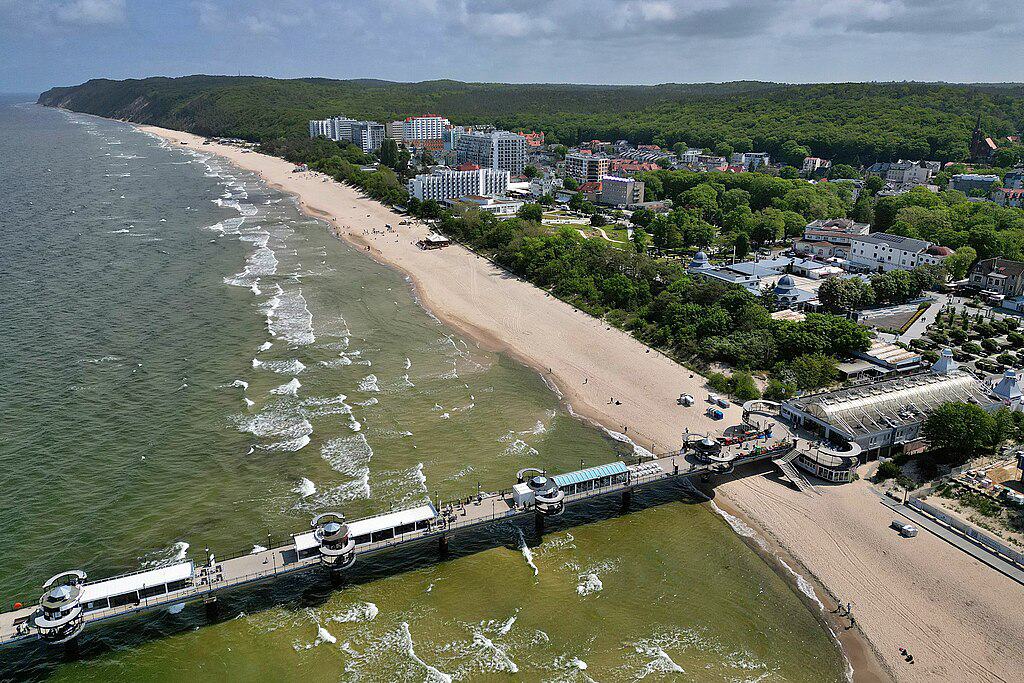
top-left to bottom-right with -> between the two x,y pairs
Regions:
590,213 -> 608,227
779,166 -> 800,179
943,246 -> 976,281
631,227 -> 651,254
714,142 -> 734,158
518,203 -> 544,222
729,371 -> 761,401
817,277 -> 874,313
734,232 -> 750,259
780,139 -> 811,166
631,208 -> 654,228
421,150 -> 436,166
828,164 -> 860,180
923,402 -> 997,465
788,353 -> 839,390
563,176 -> 579,191
523,165 -> 540,178
865,175 -> 885,195
378,138 -> 401,170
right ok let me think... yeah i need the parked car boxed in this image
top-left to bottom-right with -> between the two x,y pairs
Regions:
890,520 -> 918,537
678,393 -> 695,406
715,397 -> 729,409
706,407 -> 724,420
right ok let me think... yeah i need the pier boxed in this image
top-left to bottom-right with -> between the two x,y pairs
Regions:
0,436 -> 794,648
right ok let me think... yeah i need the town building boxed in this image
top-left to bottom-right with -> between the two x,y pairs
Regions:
608,159 -> 660,174
969,258 -> 1024,297
528,174 -> 563,198
518,131 -> 545,147
950,173 -> 1000,195
795,218 -> 870,259
443,126 -> 465,152
577,181 -> 602,203
1003,168 -> 1024,189
846,233 -> 952,273
308,116 -> 357,142
884,160 -> 933,186
729,152 -> 770,170
407,167 -> 510,202
444,195 -> 524,216
350,121 -> 385,153
565,152 -> 611,184
401,115 -> 449,150
455,131 -> 526,174
993,188 -> 1024,207
599,175 -> 644,206
386,120 -> 404,139
679,148 -> 704,164
801,157 -> 832,174
969,117 -> 998,161
781,350 -> 999,460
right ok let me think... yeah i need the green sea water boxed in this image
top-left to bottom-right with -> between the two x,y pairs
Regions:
0,97 -> 846,682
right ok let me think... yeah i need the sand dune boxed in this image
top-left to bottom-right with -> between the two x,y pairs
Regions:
141,125 -> 1024,682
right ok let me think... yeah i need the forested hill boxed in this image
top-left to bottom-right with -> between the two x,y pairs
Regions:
38,75 -> 1024,163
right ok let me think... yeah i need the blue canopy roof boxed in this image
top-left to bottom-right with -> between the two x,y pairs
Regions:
553,461 -> 628,488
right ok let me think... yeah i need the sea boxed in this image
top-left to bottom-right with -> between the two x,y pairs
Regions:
0,95 -> 847,682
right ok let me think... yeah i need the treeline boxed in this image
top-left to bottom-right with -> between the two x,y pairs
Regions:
39,76 -> 1024,163
433,210 -> 869,399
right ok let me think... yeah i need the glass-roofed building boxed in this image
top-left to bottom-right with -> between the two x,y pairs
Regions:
781,350 -> 1000,460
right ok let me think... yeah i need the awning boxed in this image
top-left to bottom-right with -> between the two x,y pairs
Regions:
80,561 -> 194,602
347,503 -> 437,538
553,461 -> 628,488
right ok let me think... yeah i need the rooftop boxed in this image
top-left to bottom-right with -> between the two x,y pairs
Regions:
850,232 -> 932,253
789,371 -> 995,439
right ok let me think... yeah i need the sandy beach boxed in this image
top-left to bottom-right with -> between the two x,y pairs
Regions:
141,125 -> 1023,682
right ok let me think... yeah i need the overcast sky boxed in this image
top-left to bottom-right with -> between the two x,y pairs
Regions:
2,0 -> 1021,93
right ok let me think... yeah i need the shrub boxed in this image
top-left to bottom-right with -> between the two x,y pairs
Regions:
981,338 -> 999,353
875,460 -> 901,481
707,372 -> 731,394
961,342 -> 982,355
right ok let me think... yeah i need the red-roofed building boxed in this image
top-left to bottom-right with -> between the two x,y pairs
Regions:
577,181 -> 602,202
637,144 -> 661,151
609,159 -> 659,173
456,162 -> 481,172
994,188 -> 1024,208
518,131 -> 545,147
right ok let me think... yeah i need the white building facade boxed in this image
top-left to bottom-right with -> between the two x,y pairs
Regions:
407,168 -> 510,202
455,131 -> 526,174
847,233 -> 951,272
402,115 -> 450,143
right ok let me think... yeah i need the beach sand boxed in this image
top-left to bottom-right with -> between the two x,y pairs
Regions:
140,125 -> 1023,682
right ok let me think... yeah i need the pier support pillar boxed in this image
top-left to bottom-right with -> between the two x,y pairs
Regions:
621,487 -> 633,510
204,597 -> 219,621
533,510 -> 545,535
438,534 -> 449,558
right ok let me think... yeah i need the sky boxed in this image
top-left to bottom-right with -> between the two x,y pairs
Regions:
1,0 -> 1022,93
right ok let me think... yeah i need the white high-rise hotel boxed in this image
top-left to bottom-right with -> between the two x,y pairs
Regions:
402,115 -> 450,143
407,168 -> 510,202
455,131 -> 526,174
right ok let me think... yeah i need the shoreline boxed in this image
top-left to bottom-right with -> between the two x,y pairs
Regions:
121,119 -> 1021,682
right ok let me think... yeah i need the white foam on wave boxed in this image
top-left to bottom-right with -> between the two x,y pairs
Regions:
472,632 -> 519,674
318,434 -> 373,501
602,427 -> 655,460
516,528 -> 539,577
259,341 -> 273,352
264,287 -> 315,346
576,573 -> 603,596
328,601 -> 379,623
294,624 -> 337,651
778,558 -> 825,611
252,358 -> 306,374
271,378 -> 302,397
401,622 -> 452,683
140,541 -> 189,569
404,357 -> 412,370
358,374 -> 380,392
294,477 -> 316,498
229,379 -> 249,390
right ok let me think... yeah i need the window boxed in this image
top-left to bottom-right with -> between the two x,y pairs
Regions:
84,598 -> 109,612
139,584 -> 167,599
109,592 -> 140,608
353,534 -> 372,545
371,528 -> 395,543
394,523 -> 416,535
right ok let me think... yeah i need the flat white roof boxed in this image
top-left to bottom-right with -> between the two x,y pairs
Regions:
348,503 -> 436,537
293,531 -> 319,552
81,561 -> 194,602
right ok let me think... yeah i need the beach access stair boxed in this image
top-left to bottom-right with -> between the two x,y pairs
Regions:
772,447 -> 818,495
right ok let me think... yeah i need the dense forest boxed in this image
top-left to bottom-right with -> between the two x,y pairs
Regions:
39,75 -> 1024,164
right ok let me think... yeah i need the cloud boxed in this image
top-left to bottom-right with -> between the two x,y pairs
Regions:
54,0 -> 126,26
